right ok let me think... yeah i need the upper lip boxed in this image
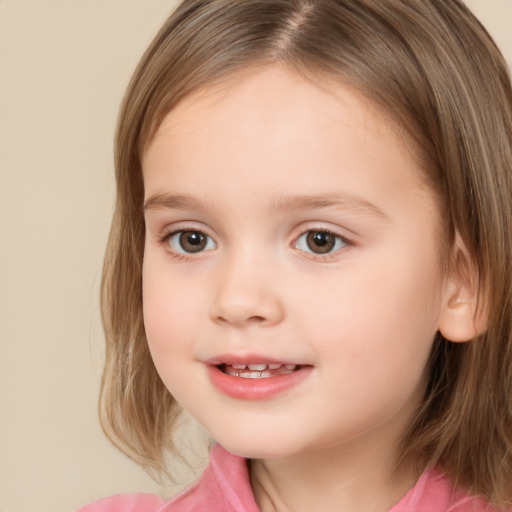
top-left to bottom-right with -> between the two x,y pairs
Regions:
205,353 -> 306,366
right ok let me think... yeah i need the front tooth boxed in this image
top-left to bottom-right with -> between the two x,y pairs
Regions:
232,364 -> 247,370
248,363 -> 267,371
268,363 -> 282,370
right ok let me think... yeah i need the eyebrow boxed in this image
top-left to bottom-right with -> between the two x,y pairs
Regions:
270,193 -> 389,220
143,193 -> 202,211
143,192 -> 389,220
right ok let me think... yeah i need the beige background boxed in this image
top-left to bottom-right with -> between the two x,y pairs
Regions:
1,1 -> 511,511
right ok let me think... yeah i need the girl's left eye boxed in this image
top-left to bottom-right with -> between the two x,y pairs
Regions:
295,230 -> 348,255
167,230 -> 216,254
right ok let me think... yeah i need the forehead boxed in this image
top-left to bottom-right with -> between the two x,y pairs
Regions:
142,65 -> 433,209
148,65 -> 404,152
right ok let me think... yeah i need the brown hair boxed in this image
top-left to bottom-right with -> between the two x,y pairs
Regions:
99,0 -> 512,506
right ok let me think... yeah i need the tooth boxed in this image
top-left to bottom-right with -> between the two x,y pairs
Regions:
268,364 -> 282,370
232,364 -> 247,370
238,371 -> 253,378
285,364 -> 297,370
261,371 -> 272,378
248,364 -> 267,371
225,368 -> 239,376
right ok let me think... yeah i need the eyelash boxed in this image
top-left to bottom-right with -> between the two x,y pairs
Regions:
160,229 -> 217,259
159,227 -> 353,261
294,228 -> 353,261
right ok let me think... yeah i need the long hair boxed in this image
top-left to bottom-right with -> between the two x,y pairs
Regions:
99,0 -> 512,505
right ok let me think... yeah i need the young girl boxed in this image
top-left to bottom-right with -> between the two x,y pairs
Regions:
80,0 -> 512,510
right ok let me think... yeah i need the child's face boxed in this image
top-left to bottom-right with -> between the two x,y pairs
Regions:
142,66 -> 447,461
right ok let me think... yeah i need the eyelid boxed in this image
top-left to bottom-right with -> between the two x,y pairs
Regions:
291,224 -> 354,261
158,222 -> 217,258
158,220 -> 214,239
170,230 -> 216,254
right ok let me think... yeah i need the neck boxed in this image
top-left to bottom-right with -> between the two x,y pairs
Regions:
249,434 -> 419,512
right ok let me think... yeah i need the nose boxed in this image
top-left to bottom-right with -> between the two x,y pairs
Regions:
209,254 -> 285,328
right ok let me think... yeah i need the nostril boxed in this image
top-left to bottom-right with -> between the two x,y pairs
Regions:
209,285 -> 285,327
214,314 -> 265,325
248,315 -> 265,323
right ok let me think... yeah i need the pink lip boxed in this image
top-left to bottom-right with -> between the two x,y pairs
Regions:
205,355 -> 312,400
206,353 -> 298,366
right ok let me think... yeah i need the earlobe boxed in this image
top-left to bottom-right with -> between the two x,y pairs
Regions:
438,291 -> 488,342
438,242 -> 488,343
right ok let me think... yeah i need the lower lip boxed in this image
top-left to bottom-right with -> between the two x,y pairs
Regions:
207,365 -> 312,400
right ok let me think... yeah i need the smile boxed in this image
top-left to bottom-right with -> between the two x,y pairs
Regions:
207,361 -> 312,400
219,363 -> 300,378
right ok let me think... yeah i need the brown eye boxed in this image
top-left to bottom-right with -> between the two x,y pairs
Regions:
306,231 -> 335,253
168,230 -> 216,254
180,231 -> 206,252
296,230 -> 347,255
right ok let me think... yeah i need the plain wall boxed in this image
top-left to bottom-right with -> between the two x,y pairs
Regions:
1,1 -> 511,511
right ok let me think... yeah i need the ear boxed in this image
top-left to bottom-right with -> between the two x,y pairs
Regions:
438,239 -> 488,342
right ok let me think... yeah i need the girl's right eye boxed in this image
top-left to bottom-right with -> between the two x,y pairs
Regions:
166,230 -> 216,254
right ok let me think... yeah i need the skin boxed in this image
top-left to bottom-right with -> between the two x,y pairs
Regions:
142,65 -> 455,512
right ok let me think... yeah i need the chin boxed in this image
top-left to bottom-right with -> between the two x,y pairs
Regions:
213,431 -> 306,460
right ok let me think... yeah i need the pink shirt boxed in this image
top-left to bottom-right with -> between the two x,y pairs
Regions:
77,444 -> 500,511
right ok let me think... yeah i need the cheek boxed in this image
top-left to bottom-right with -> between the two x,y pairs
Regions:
142,260 -> 216,410
142,257 -> 197,365
294,245 -> 443,374
142,277 -> 200,407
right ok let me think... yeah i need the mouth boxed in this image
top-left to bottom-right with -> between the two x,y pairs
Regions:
207,359 -> 312,400
217,363 -> 301,379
